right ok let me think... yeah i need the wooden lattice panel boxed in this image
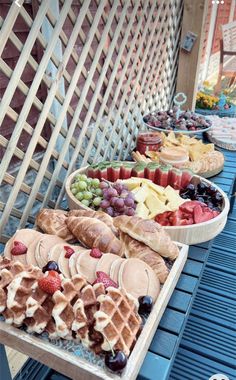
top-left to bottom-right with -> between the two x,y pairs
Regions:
0,0 -> 183,244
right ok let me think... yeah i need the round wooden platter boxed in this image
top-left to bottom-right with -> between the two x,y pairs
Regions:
65,168 -> 230,246
198,163 -> 224,178
206,132 -> 236,151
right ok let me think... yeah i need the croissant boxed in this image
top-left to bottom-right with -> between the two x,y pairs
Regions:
68,209 -> 118,236
66,216 -> 123,256
114,215 -> 178,260
120,232 -> 169,283
36,209 -> 75,241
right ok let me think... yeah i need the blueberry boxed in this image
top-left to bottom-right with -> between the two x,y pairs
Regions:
197,182 -> 207,194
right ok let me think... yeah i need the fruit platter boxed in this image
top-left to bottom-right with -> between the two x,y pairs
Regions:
0,208 -> 188,380
142,107 -> 212,134
134,132 -> 225,178
65,161 -> 229,245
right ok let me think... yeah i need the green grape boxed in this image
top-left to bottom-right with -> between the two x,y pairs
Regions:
83,191 -> 93,200
93,196 -> 102,206
75,174 -> 82,180
95,188 -> 102,196
80,174 -> 88,181
92,178 -> 100,188
75,192 -> 84,200
71,188 -> 77,195
71,183 -> 77,189
78,180 -> 87,190
86,177 -> 92,185
81,199 -> 90,207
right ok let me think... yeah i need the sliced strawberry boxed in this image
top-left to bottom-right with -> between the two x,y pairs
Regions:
179,201 -> 204,214
38,271 -> 61,295
93,271 -> 118,289
90,248 -> 103,259
11,241 -> 27,255
193,204 -> 214,224
64,246 -> 75,259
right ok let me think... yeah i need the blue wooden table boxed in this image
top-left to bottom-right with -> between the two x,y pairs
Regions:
1,149 -> 235,380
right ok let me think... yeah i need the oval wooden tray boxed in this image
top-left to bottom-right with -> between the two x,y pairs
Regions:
65,168 -> 230,246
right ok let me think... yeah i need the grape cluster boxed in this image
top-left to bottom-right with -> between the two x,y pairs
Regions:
70,174 -> 103,208
100,182 -> 136,217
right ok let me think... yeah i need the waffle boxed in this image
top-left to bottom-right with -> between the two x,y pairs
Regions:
52,275 -> 86,339
72,283 -> 105,349
94,287 -> 142,356
5,267 -> 42,325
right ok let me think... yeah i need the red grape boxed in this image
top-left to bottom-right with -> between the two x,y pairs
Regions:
125,207 -> 135,216
124,197 -> 134,207
100,199 -> 110,209
115,198 -> 124,209
107,188 -> 118,198
106,206 -> 114,216
100,181 -> 109,189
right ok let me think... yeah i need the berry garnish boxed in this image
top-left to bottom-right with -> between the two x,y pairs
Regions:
93,271 -> 118,289
105,350 -> 127,372
138,295 -> 153,314
64,246 -> 75,258
38,270 -> 61,295
11,241 -> 27,255
90,248 -> 103,259
42,261 -> 60,273
197,182 -> 207,194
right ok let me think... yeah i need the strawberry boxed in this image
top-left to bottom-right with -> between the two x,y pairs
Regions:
193,204 -> 214,224
11,241 -> 27,255
38,270 -> 61,295
93,271 -> 118,289
64,246 -> 75,259
179,201 -> 204,214
90,248 -> 103,259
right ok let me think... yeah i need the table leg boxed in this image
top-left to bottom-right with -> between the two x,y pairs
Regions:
0,344 -> 12,380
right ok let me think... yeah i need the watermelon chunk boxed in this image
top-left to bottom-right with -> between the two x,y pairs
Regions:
155,165 -> 170,186
145,163 -> 160,181
107,162 -> 122,182
168,167 -> 182,190
87,164 -> 96,178
120,162 -> 134,179
131,163 -> 146,178
180,168 -> 193,189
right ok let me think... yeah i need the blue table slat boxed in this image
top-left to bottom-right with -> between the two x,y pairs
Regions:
138,352 -> 170,380
181,317 -> 236,368
207,248 -> 236,275
182,259 -> 203,277
170,348 -> 236,380
168,290 -> 192,313
176,273 -> 198,294
212,233 -> 236,253
191,289 -> 236,330
158,308 -> 185,335
149,329 -> 178,359
188,246 -> 208,262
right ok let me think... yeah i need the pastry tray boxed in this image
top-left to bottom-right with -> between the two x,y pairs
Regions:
0,243 -> 188,380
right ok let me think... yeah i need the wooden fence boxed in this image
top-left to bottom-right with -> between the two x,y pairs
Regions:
0,0 -> 183,243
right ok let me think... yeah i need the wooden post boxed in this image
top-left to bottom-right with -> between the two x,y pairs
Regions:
176,0 -> 208,110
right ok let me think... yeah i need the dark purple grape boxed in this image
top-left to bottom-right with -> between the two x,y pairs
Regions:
105,350 -> 127,372
138,295 -> 153,314
197,182 -> 207,194
42,261 -> 60,273
106,206 -> 114,216
100,181 -> 109,189
195,196 -> 205,203
125,207 -> 135,216
212,192 -> 223,205
124,197 -> 135,207
110,197 -> 119,207
115,198 -> 124,210
107,188 -> 118,198
207,201 -> 214,209
100,199 -> 110,209
207,185 -> 217,195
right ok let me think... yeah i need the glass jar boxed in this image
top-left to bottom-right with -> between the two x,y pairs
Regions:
136,132 -> 162,155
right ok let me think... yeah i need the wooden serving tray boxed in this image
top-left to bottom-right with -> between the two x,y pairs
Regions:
0,243 -> 188,380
